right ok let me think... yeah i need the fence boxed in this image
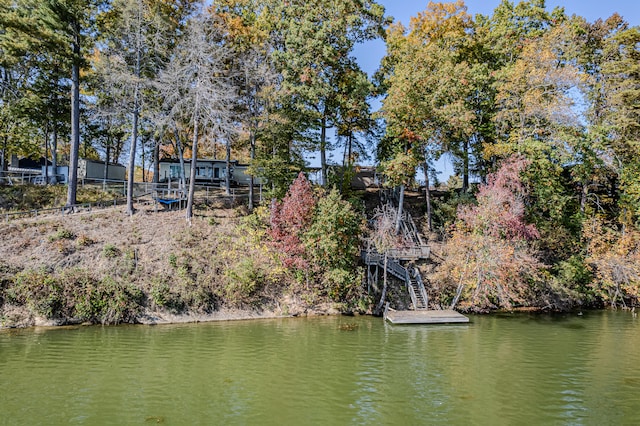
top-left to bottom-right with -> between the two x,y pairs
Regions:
2,184 -> 249,223
0,171 -> 44,185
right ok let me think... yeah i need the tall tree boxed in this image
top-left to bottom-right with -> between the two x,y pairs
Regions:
97,0 -> 197,214
600,26 -> 640,225
158,12 -> 237,221
0,0 -> 103,205
379,1 -> 478,229
214,0 -> 279,208
273,0 -> 387,186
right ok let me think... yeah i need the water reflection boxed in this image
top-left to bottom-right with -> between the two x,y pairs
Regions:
1,312 -> 640,425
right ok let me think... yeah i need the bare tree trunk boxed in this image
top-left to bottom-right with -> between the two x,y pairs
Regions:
376,252 -> 389,314
126,101 -> 139,215
66,24 -> 81,207
424,156 -> 432,232
141,136 -> 147,183
186,112 -> 198,221
580,181 -> 588,214
44,124 -> 49,184
175,127 -> 186,190
152,137 -> 159,184
248,130 -> 255,211
462,138 -> 469,193
51,126 -> 57,179
395,184 -> 405,235
104,144 -> 110,184
1,133 -> 7,172
225,136 -> 231,195
126,37 -> 142,215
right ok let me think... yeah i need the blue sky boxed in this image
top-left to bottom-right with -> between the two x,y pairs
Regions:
340,0 -> 639,180
356,0 -> 640,77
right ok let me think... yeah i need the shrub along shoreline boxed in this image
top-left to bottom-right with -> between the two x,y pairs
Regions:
0,178 -> 370,329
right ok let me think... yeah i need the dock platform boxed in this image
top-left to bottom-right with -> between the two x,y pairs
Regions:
385,309 -> 469,324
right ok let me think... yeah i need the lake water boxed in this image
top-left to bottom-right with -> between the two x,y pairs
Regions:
1,311 -> 640,425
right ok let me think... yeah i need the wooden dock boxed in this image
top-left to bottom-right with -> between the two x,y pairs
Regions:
385,309 -> 469,324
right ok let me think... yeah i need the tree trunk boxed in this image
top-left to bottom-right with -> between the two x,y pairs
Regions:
126,44 -> 142,215
51,126 -> 57,179
186,113 -> 198,221
152,137 -> 159,184
580,180 -> 588,214
126,103 -> 139,215
395,184 -> 405,235
225,136 -> 231,195
1,133 -> 7,172
462,138 -> 469,193
140,136 -> 146,183
44,125 -> 49,184
320,113 -> 328,187
66,23 -> 81,207
175,127 -> 186,190
424,156 -> 432,232
376,252 -> 389,314
104,143 -> 110,184
248,130 -> 255,211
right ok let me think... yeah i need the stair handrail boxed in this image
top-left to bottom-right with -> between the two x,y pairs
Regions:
385,258 -> 408,281
407,282 -> 418,310
404,212 -> 425,247
412,267 -> 429,309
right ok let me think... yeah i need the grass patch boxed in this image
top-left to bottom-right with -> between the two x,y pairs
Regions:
48,228 -> 76,242
103,244 -> 120,258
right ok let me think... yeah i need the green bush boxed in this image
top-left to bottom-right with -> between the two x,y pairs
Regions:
323,267 -> 363,303
8,270 -> 63,318
103,243 -> 120,258
149,279 -> 184,312
6,269 -> 144,324
168,253 -> 178,268
72,276 -> 144,324
224,257 -> 263,304
303,188 -> 364,270
551,255 -> 595,307
48,228 -> 76,242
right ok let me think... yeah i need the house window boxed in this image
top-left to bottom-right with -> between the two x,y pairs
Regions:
169,165 -> 180,179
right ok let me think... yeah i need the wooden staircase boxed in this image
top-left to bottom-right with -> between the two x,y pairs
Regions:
407,267 -> 428,310
364,201 -> 432,311
362,252 -> 429,311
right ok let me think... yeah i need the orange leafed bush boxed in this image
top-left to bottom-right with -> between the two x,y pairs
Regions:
434,155 -> 544,311
584,219 -> 640,307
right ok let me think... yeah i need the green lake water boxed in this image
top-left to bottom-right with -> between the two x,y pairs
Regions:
1,311 -> 640,425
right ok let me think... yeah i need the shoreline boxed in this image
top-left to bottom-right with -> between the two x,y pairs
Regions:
0,305 -> 356,330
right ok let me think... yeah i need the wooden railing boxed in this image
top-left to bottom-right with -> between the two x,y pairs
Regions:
2,200 -> 119,222
362,251 -> 408,282
1,183 -> 249,222
407,283 -> 418,311
388,245 -> 430,260
410,267 -> 429,309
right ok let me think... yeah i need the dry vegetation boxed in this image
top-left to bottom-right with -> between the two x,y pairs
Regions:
0,198 -> 347,328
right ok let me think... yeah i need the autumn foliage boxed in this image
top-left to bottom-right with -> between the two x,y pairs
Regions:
267,172 -> 365,303
457,155 -> 539,241
584,220 -> 640,308
435,155 -> 544,312
268,172 -> 317,269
